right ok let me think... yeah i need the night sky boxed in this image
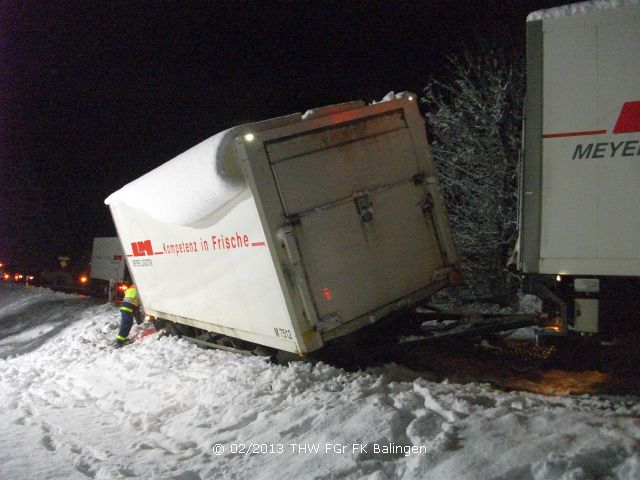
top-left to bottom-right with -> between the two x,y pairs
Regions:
1,0 -> 570,274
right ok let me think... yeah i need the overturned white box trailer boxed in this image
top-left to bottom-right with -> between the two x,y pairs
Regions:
106,94 -> 460,354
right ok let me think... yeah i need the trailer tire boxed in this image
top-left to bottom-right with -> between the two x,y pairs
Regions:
161,320 -> 182,338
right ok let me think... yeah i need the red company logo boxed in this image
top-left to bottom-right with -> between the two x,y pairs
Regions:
613,101 -> 640,134
130,240 -> 155,257
544,101 -> 640,138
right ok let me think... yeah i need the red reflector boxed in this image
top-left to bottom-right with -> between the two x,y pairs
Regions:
322,287 -> 332,301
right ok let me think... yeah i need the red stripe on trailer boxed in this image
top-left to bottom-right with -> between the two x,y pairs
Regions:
154,252 -> 164,255
251,242 -> 266,247
613,101 -> 640,133
543,130 -> 607,139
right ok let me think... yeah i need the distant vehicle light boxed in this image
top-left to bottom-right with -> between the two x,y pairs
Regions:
15,274 -> 23,281
408,96 -> 414,101
244,133 -> 255,142
28,276 -> 34,280
541,313 -> 563,332
0,262 -> 4,268
3,273 -> 10,280
556,274 -> 562,282
79,275 -> 89,284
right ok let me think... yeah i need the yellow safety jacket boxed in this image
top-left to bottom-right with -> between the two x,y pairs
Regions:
120,286 -> 140,313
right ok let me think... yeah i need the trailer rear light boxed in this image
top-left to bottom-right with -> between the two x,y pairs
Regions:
322,287 -> 332,301
79,275 -> 88,284
539,313 -> 563,332
118,284 -> 128,291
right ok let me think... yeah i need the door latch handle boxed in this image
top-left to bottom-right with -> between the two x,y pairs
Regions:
355,195 -> 374,222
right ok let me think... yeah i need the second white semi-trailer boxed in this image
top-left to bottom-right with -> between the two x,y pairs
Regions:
518,1 -> 640,337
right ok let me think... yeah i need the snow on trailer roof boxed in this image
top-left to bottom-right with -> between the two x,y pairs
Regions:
105,108 -> 298,226
104,127 -> 249,225
527,0 -> 638,21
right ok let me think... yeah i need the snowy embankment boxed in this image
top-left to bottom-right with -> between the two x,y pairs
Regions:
0,285 -> 639,480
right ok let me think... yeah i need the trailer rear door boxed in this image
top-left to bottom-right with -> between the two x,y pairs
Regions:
266,109 -> 447,324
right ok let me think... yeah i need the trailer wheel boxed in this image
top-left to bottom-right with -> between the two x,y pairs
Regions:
152,318 -> 166,331
157,319 -> 181,338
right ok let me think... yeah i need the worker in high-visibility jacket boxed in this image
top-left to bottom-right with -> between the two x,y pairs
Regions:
116,284 -> 142,347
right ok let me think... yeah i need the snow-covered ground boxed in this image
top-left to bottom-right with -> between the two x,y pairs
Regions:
0,284 -> 639,480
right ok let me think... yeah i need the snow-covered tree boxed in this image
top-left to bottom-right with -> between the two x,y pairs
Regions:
421,49 -> 523,301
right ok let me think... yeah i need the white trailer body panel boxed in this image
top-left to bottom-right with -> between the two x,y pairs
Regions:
109,194 -> 298,351
89,237 -> 126,282
521,2 -> 640,276
107,96 -> 459,354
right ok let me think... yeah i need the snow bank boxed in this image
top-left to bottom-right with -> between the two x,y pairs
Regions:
1,284 -> 639,479
0,285 -> 85,360
105,127 -> 247,226
0,284 -> 73,318
527,0 -> 638,21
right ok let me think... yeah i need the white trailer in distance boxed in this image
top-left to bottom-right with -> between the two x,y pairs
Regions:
89,237 -> 128,302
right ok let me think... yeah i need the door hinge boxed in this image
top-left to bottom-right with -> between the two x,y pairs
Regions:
420,195 -> 434,213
